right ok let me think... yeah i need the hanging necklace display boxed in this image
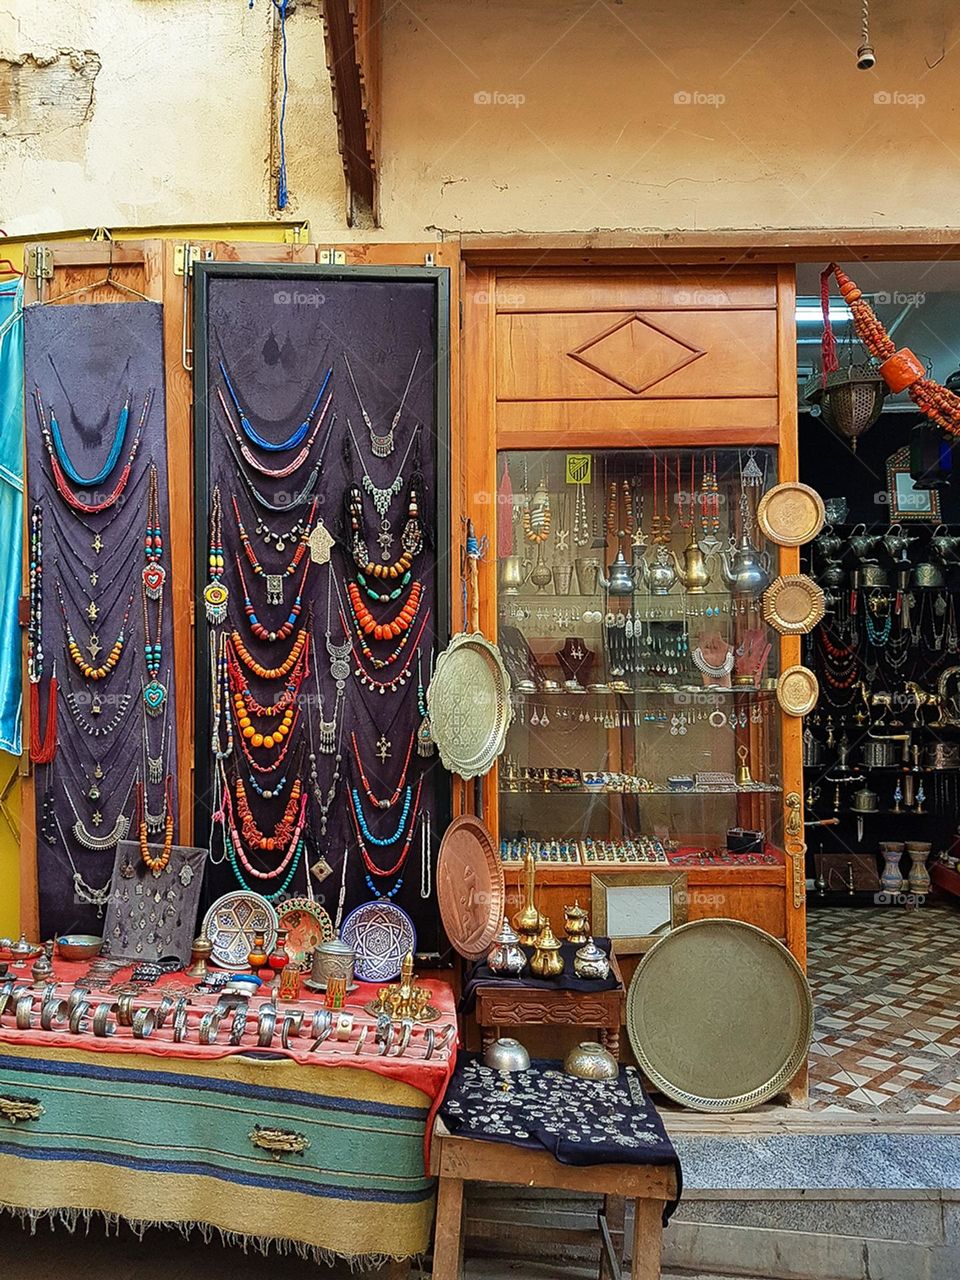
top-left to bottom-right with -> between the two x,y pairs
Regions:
522,477 -> 551,544
63,662 -> 135,738
650,455 -> 672,544
698,452 -> 722,552
233,776 -> 303,851
351,777 -> 424,899
420,810 -> 432,900
37,388 -> 150,514
140,510 -> 167,716
351,729 -> 416,810
224,426 -> 324,513
346,578 -> 424,641
142,462 -> 166,599
417,650 -> 435,757
64,776 -> 134,852
52,816 -> 111,914
307,675 -> 344,842
233,494 -> 316,606
219,359 -> 333,453
58,541 -> 138,626
57,580 -> 134,680
28,504 -> 58,765
345,480 -> 424,580
143,693 -> 169,785
235,554 -> 310,642
348,608 -> 431,694
323,576 -> 350,753
348,420 -> 421,559
229,626 -> 310,682
211,632 -> 234,761
692,644 -> 735,680
573,466 -> 590,547
46,452 -> 152,559
221,774 -> 308,899
204,483 -> 228,624
217,384 -> 333,478
344,347 -> 421,459
45,390 -> 131,487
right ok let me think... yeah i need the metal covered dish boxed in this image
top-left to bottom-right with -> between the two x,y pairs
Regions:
427,632 -> 512,779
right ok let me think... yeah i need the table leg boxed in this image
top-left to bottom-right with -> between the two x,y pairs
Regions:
599,1194 -> 626,1280
481,1028 -> 496,1052
602,1027 -> 620,1057
432,1175 -> 465,1280
630,1197 -> 663,1280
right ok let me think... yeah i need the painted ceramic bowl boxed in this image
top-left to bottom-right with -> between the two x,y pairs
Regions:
56,935 -> 103,961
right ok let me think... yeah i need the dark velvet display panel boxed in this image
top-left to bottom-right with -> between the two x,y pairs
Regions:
24,301 -> 179,939
194,267 -> 450,956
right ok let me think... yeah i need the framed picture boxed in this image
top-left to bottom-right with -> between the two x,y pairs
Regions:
886,446 -> 941,521
590,871 -> 688,955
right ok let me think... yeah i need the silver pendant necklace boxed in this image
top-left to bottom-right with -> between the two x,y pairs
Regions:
348,421 -> 420,559
53,816 -> 111,913
344,348 -> 421,459
63,776 -> 134,852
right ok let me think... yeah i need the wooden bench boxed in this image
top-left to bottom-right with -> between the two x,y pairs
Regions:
429,1122 -> 678,1280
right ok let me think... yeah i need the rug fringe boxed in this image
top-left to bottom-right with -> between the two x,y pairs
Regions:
0,1200 -> 417,1269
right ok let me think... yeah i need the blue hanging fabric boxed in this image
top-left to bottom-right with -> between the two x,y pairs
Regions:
0,279 -> 24,754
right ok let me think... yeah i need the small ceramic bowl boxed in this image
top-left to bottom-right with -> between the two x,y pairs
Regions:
57,935 -> 103,962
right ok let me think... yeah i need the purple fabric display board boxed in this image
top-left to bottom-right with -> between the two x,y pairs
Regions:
196,269 -> 448,954
25,302 -> 179,940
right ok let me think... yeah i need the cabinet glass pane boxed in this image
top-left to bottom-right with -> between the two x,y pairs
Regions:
497,447 -> 784,864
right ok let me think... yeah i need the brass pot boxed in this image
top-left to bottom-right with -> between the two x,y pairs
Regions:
310,935 -> 355,988
563,1041 -> 619,1080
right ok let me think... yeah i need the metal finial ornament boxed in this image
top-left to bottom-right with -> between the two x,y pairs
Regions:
857,0 -> 876,69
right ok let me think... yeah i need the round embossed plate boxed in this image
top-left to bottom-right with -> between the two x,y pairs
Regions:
277,897 -> 335,972
427,632 -> 513,780
762,574 -> 825,635
777,665 -> 820,717
341,901 -> 417,983
627,919 -> 813,1112
757,483 -> 825,547
437,815 -> 505,960
202,891 -> 279,972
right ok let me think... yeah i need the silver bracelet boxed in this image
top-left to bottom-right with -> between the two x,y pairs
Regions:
40,998 -> 68,1031
92,1002 -> 115,1038
335,1012 -> 354,1042
257,1005 -> 277,1047
310,1009 -> 332,1039
155,994 -> 177,1028
354,1025 -> 369,1055
116,992 -> 136,1027
131,1007 -> 156,1039
378,1022 -> 395,1057
15,994 -> 34,1031
310,1025 -> 333,1052
68,1001 -> 90,1035
172,1004 -> 189,1044
279,1014 -> 297,1050
423,1028 -> 436,1060
396,1019 -> 413,1057
199,1010 -> 222,1045
67,987 -> 91,1016
229,1006 -> 248,1046
436,1023 -> 456,1053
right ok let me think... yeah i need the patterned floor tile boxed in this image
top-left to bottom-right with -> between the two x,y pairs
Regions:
807,903 -> 960,1115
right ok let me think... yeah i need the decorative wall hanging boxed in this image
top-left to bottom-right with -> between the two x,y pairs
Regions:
427,633 -> 512,780
25,301 -> 180,940
762,574 -> 825,635
756,482 -> 825,547
776,666 -> 819,717
436,815 -> 504,960
0,280 -> 24,756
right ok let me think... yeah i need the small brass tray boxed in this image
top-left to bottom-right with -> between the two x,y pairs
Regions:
757,483 -> 825,547
762,574 -> 825,635
776,665 -> 820,717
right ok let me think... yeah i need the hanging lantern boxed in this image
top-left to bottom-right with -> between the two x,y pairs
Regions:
803,364 -> 886,451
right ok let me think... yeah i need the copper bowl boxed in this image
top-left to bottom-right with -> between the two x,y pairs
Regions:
57,935 -> 103,962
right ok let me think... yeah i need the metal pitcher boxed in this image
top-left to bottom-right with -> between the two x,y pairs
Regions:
931,524 -> 960,562
849,523 -> 881,559
719,534 -> 771,596
499,555 -> 532,596
575,556 -> 601,596
883,523 -> 918,560
598,548 -> 638,596
673,535 -> 713,594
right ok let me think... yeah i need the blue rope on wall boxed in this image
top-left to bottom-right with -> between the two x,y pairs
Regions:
249,0 -> 290,210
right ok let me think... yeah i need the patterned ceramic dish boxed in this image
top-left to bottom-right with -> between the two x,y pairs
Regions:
201,891 -> 279,972
277,897 -> 335,972
340,901 -> 417,983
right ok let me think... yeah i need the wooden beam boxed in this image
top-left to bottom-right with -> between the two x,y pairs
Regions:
321,0 -> 380,226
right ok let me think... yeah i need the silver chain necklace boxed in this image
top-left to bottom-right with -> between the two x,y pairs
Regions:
344,348 -> 420,459
63,777 -> 134,851
348,421 -> 420,559
53,815 -> 111,913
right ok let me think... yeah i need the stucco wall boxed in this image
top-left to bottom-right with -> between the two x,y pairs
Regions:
2,0 -> 959,238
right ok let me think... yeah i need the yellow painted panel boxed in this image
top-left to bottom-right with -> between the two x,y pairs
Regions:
0,753 -> 19,938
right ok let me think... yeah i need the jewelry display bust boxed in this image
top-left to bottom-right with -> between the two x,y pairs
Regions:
692,631 -> 734,688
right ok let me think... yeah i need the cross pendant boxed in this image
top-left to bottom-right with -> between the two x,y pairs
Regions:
87,634 -> 102,661
92,534 -> 103,555
376,734 -> 391,763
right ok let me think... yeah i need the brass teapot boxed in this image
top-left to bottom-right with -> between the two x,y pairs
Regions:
673,535 -> 713,594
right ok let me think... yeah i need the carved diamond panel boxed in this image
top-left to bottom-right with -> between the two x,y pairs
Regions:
568,312 -> 707,395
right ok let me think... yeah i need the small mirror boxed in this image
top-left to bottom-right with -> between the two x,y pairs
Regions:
591,871 -> 688,954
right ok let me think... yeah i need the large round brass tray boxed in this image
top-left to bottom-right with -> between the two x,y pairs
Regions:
626,919 -> 813,1112
437,815 -> 505,959
757,483 -> 825,547
427,632 -> 512,779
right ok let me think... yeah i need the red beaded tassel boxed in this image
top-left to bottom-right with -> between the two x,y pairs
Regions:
29,674 -> 58,765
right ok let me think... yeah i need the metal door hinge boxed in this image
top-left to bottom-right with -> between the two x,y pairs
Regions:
319,248 -> 347,266
174,244 -> 202,276
28,247 -> 53,282
284,223 -> 310,244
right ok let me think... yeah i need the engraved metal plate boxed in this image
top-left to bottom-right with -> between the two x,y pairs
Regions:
626,919 -> 813,1112
437,815 -> 505,960
776,665 -> 820,717
427,632 -> 513,780
757,483 -> 825,547
762,574 -> 825,635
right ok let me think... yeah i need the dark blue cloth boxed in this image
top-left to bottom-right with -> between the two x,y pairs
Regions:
459,937 -> 619,1014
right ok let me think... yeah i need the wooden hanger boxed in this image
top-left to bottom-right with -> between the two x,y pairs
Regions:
49,243 -> 151,304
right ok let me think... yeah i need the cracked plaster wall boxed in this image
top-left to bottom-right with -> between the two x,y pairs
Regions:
2,0 -> 960,239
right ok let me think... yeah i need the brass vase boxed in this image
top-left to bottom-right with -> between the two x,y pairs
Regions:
512,848 -> 544,946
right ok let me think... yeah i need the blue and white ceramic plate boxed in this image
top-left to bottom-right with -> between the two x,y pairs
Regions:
202,891 -> 279,972
341,901 -> 417,983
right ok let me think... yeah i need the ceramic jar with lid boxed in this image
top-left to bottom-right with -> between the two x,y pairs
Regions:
487,917 -> 526,977
573,938 -> 610,980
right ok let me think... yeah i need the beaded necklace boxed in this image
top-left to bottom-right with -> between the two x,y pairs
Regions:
233,493 -> 316,606
57,580 -> 134,680
234,704 -> 300,774
224,825 -> 305,902
351,730 -> 416,809
63,669 -> 134,738
223,784 -> 308,880
231,683 -> 297,752
227,646 -> 309,716
46,392 -> 131,487
28,504 -> 58,765
58,545 -> 138,627
204,484 -> 228,624
136,777 -> 174,876
142,463 -> 166,599
141,501 -> 167,716
211,631 -> 234,760
229,626 -> 310,681
223,425 -> 323,512
350,783 -> 415,846
219,359 -> 332,453
236,554 -> 309,642
349,610 -> 431,694
346,579 -> 423,641
37,389 -> 150,514
344,348 -> 420,459
233,776 -> 303,851
345,482 -> 423,580
46,453 -> 152,560
350,776 -> 423,887
417,651 -> 435,757
217,384 -> 333,478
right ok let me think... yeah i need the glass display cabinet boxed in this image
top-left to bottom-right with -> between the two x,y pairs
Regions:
496,446 -> 785,875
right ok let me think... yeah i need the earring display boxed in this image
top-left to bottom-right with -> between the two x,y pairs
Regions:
25,301 -> 181,940
196,272 -> 446,953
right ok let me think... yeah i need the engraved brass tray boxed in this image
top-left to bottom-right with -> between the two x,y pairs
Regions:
757,483 -> 825,547
626,919 -> 813,1112
427,632 -> 513,779
776,665 -> 820,717
762,574 -> 825,635
437,815 -> 505,959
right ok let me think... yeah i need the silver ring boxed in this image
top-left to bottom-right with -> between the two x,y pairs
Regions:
93,1002 -> 115,1038
40,998 -> 68,1031
155,994 -> 177,1028
378,1022 -> 395,1057
280,1014 -> 297,1050
15,994 -> 34,1030
354,1026 -> 368,1055
172,1004 -> 188,1043
310,1009 -> 332,1039
132,1007 -> 156,1039
257,1006 -> 277,1047
199,1011 -> 222,1045
335,1012 -> 354,1042
310,1026 -> 332,1052
229,1006 -> 248,1046
436,1023 -> 456,1053
68,1001 -> 90,1035
423,1028 -> 436,1060
396,1020 -> 413,1057
67,987 -> 91,1016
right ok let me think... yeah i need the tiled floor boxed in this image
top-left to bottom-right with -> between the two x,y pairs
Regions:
807,902 -> 960,1115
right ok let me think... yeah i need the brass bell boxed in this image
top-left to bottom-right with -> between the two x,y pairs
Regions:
736,745 -> 754,788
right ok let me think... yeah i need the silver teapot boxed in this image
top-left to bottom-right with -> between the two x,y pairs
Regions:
931,525 -> 960,562
644,544 -> 679,596
849,523 -> 881,559
598,548 -> 638,596
719,534 -> 771,596
815,528 -> 844,559
883,523 -> 918,560
486,917 -> 526,977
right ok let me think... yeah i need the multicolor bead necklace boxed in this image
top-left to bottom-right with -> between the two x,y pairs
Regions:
57,579 -> 134,680
233,493 -> 316,606
37,388 -> 150,514
351,729 -> 416,810
236,554 -> 309,642
229,626 -> 310,681
233,776 -> 303,851
45,391 -> 131,487
347,578 -> 423,641
204,484 -> 228,624
219,359 -> 332,453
